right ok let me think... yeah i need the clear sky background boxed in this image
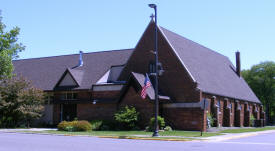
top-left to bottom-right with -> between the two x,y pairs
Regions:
1,0 -> 274,69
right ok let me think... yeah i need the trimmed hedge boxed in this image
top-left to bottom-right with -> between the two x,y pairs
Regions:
57,120 -> 92,131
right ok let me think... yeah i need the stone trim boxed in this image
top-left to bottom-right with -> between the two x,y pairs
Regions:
163,100 -> 209,109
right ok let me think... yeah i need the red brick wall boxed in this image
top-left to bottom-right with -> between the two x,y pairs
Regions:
118,22 -> 200,102
162,107 -> 206,131
77,103 -> 117,121
92,91 -> 120,99
202,92 -> 263,128
119,86 -> 155,128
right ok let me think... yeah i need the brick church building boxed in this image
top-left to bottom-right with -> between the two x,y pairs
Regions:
13,21 -> 265,131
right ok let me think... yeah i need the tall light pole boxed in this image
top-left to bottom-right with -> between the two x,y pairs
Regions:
148,3 -> 159,137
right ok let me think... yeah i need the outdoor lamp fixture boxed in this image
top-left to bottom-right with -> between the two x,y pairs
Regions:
92,100 -> 97,105
148,3 -> 159,137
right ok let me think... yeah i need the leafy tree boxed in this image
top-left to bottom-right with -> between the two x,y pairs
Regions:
0,77 -> 44,128
242,61 -> 275,124
0,11 -> 25,79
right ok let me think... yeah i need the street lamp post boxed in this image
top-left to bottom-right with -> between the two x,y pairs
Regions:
148,3 -> 159,137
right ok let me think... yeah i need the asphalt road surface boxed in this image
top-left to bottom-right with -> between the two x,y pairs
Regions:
0,132 -> 275,151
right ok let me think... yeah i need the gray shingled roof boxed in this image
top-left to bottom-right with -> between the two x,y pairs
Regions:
159,27 -> 260,103
12,23 -> 260,104
13,49 -> 133,90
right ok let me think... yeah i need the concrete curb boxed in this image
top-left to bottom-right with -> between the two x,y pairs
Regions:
98,136 -> 192,141
0,131 -> 195,141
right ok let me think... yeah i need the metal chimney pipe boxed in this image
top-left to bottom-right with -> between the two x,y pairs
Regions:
236,51 -> 241,77
78,51 -> 83,67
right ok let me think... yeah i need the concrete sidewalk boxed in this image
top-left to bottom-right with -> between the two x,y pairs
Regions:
0,128 -> 57,132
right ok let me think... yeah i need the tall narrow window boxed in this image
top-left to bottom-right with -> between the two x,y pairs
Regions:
149,61 -> 156,73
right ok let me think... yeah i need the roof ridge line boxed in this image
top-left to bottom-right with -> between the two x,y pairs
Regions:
13,48 -> 134,61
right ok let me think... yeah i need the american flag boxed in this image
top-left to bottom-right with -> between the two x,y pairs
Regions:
141,74 -> 152,99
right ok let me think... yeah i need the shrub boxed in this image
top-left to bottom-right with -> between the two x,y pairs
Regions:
164,126 -> 172,131
75,120 -> 92,131
90,120 -> 103,131
57,121 -> 70,131
147,116 -> 165,131
57,120 -> 91,131
207,112 -> 215,128
64,126 -> 75,132
250,115 -> 256,127
114,106 -> 139,130
99,120 -> 118,131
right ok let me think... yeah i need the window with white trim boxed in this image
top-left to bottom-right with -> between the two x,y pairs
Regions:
60,92 -> 78,100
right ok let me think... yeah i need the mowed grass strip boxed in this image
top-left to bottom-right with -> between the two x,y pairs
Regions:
36,130 -> 221,138
219,126 -> 275,133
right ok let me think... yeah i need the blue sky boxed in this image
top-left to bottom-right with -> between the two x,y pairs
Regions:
1,0 -> 274,69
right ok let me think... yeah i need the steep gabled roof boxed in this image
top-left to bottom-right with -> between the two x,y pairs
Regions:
13,49 -> 133,90
159,27 -> 260,103
54,68 -> 83,89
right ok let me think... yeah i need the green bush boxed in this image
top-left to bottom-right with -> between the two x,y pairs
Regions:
207,112 -> 215,128
64,126 -> 75,132
164,126 -> 172,131
90,120 -> 103,131
250,115 -> 256,127
57,120 -> 91,131
147,116 -> 165,131
114,106 -> 139,130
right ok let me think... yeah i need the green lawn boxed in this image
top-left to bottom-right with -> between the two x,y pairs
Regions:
219,126 -> 275,133
19,126 -> 275,140
31,130 -> 221,138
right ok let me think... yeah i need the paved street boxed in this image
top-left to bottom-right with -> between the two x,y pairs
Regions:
0,131 -> 275,151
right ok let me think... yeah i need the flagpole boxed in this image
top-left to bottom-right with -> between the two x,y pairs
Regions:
148,3 -> 159,137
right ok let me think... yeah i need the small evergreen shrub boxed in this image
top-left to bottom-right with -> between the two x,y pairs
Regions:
164,126 -> 172,131
147,116 -> 165,131
114,106 -> 139,130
